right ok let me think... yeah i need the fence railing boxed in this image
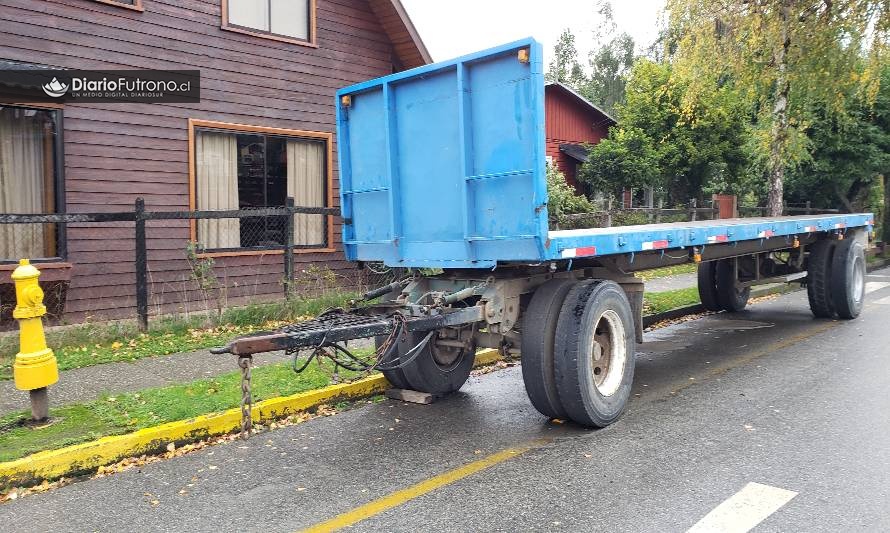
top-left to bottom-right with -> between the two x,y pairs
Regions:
551,198 -> 718,230
0,198 -> 339,331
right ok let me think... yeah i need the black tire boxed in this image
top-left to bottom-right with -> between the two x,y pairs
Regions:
830,237 -> 866,320
697,262 -> 721,311
521,279 -> 576,420
807,239 -> 836,318
399,330 -> 475,394
554,280 -> 636,428
374,335 -> 411,389
716,259 -> 750,312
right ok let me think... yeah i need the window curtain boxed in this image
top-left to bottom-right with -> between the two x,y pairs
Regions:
0,108 -> 46,260
196,131 -> 240,249
228,0 -> 270,31
286,140 -> 325,246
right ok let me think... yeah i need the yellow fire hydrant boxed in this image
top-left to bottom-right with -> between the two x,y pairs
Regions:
11,259 -> 58,421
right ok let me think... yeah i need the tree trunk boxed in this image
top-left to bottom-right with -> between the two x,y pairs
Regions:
766,1 -> 792,217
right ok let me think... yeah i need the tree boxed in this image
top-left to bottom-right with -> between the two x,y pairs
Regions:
547,29 -> 585,86
581,1 -> 637,116
667,0 -> 890,215
546,2 -> 636,116
579,59 -> 750,203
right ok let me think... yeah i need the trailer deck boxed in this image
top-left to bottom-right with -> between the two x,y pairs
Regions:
548,214 -> 874,261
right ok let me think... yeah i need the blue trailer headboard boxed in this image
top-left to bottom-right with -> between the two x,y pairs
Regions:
336,38 -> 548,268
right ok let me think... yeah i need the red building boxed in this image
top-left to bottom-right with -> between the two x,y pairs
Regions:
545,82 -> 616,193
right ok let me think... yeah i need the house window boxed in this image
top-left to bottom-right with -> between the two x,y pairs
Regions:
191,121 -> 330,253
93,0 -> 144,12
224,0 -> 314,44
0,105 -> 62,261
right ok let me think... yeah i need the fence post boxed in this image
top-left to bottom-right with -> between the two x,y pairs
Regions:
655,197 -> 663,224
134,198 -> 149,332
805,201 -> 811,215
284,197 -> 295,299
690,198 -> 698,222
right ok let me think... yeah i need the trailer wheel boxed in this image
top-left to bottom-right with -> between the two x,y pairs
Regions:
398,330 -> 475,394
374,336 -> 411,390
554,280 -> 636,428
521,279 -> 575,420
716,259 -> 750,312
830,237 -> 866,319
697,262 -> 721,312
807,239 -> 836,318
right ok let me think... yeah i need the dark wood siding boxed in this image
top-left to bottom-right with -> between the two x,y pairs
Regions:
0,0 -> 398,320
545,85 -> 612,192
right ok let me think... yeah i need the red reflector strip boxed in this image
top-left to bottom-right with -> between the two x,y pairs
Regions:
757,230 -> 775,238
642,240 -> 669,250
707,235 -> 729,243
803,226 -> 818,232
560,246 -> 598,259
834,222 -> 846,229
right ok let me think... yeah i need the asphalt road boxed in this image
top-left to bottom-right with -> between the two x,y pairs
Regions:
3,266 -> 890,532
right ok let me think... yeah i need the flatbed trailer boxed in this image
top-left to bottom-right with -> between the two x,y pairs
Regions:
215,38 -> 874,428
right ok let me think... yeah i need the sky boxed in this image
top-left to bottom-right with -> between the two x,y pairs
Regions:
400,0 -> 666,67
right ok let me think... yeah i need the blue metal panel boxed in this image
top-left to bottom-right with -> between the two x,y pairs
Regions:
337,38 -> 547,268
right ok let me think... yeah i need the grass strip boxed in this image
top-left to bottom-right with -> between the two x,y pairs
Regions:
0,358 -> 362,463
0,293 -> 357,380
643,286 -> 701,315
636,263 -> 697,281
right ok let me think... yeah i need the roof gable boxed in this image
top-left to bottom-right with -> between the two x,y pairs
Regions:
368,0 -> 432,70
545,82 -> 617,125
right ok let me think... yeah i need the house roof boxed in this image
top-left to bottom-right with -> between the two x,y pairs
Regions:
369,0 -> 432,69
545,82 -> 617,126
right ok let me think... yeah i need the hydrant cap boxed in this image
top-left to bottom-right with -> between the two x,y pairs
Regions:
11,259 -> 41,281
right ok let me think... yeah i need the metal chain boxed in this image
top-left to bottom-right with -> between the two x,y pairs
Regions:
238,356 -> 253,439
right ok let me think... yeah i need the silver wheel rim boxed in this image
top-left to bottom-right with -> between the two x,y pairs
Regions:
590,309 -> 627,397
852,257 -> 865,305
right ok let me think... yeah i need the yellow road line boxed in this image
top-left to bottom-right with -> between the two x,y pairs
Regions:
301,439 -> 547,533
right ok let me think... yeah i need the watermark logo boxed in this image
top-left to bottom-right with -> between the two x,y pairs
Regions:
41,77 -> 69,98
1,69 -> 200,103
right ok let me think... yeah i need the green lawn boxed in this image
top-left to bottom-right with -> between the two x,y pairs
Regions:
0,293 -> 357,380
0,357 -> 365,463
642,287 -> 701,315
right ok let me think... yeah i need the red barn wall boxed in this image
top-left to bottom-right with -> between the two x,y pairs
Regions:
544,86 -> 612,192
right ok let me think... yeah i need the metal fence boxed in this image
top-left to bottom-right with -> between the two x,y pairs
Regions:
0,198 -> 339,331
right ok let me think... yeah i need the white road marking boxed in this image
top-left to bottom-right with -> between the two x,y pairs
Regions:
687,482 -> 798,533
865,282 -> 890,294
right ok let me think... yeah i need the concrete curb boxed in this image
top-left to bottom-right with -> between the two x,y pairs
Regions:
0,349 -> 503,490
